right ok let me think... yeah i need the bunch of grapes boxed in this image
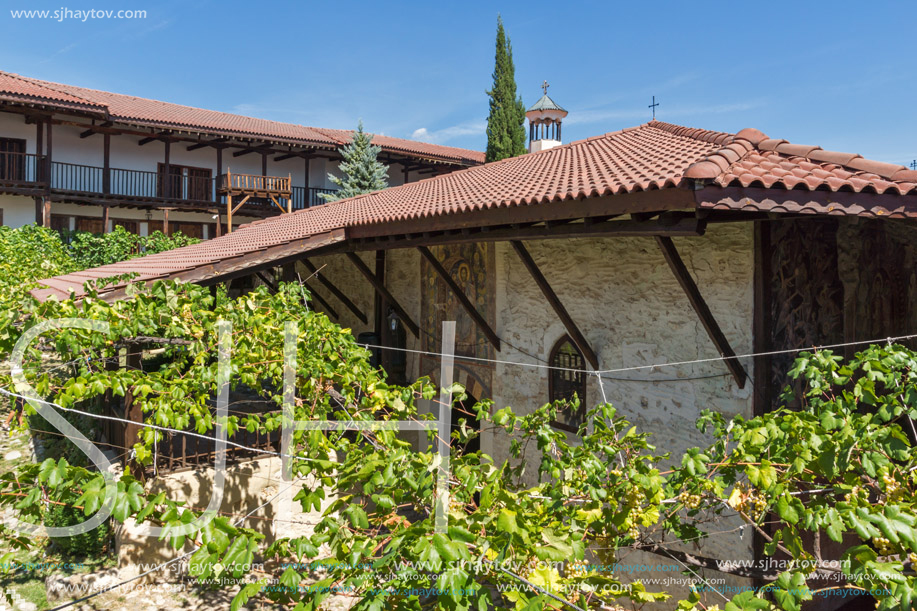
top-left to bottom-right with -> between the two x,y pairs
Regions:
565,559 -> 590,578
873,536 -> 895,556
678,490 -> 703,510
732,484 -> 768,520
882,473 -> 905,502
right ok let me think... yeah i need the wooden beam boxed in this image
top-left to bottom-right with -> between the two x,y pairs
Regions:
510,240 -> 598,369
138,136 -> 159,146
187,138 -> 228,151
345,252 -> 419,338
347,215 -> 702,252
255,270 -> 277,292
102,205 -> 110,233
79,121 -> 112,139
162,208 -> 169,235
418,246 -> 501,351
655,236 -> 747,388
303,282 -> 340,320
301,258 -> 368,324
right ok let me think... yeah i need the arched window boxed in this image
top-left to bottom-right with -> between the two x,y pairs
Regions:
549,335 -> 587,432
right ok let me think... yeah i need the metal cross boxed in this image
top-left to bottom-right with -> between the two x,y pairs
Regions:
911,160 -> 917,171
542,80 -> 549,95
649,96 -> 660,120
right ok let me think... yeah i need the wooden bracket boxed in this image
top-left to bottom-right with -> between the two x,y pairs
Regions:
301,259 -> 368,324
510,240 -> 599,369
345,252 -> 420,338
655,236 -> 747,388
418,246 -> 501,351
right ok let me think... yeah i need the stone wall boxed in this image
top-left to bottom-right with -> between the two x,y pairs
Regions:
281,225 -> 757,607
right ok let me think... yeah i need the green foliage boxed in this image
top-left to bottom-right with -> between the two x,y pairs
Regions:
485,15 -> 527,162
1,272 -> 916,609
44,496 -> 111,556
320,121 -> 389,202
0,224 -> 77,304
68,226 -> 200,269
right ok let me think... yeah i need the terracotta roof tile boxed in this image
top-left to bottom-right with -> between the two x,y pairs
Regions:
0,72 -> 104,112
35,120 -> 917,301
0,71 -> 483,165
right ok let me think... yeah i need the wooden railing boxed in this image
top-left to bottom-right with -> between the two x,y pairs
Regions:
0,152 -> 45,185
50,160 -> 104,193
0,157 -> 340,212
217,171 -> 291,197
290,186 -> 338,210
50,163 -> 217,203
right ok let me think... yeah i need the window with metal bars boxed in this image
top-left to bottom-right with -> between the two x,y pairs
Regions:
549,335 -> 586,433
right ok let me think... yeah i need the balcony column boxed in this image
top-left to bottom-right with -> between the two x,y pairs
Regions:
102,205 -> 110,233
262,152 -> 268,177
163,140 -> 171,198
304,157 -> 310,207
216,147 -> 223,202
162,208 -> 169,235
40,120 -> 53,227
103,133 -> 111,195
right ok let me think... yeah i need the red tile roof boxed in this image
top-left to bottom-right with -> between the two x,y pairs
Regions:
33,120 -> 917,301
0,71 -> 484,166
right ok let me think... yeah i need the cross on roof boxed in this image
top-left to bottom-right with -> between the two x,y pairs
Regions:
649,96 -> 660,120
542,80 -> 549,95
911,160 -> 917,171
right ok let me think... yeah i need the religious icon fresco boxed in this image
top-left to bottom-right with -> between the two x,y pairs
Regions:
420,242 -> 495,401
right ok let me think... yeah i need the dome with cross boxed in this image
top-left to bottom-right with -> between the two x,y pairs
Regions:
526,81 -> 568,153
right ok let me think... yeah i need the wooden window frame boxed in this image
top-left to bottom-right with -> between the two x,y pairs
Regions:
548,334 -> 587,433
157,163 -> 212,201
0,137 -> 27,182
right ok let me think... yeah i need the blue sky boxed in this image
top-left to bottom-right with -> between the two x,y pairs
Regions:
3,0 -> 915,164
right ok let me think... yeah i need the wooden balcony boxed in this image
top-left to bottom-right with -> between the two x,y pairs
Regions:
217,171 -> 291,198
0,153 -> 339,231
218,171 -> 293,232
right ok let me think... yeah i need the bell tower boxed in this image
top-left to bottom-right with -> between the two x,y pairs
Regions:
526,81 -> 568,153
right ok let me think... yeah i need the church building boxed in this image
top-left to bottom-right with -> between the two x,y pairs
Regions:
33,87 -> 917,610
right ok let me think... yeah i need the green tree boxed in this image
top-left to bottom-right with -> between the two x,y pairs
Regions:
320,121 -> 389,202
485,15 -> 527,162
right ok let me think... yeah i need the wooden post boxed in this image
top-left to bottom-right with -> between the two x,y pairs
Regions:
287,174 -> 292,213
226,192 -> 233,233
102,205 -> 110,233
261,152 -> 267,177
162,209 -> 169,236
374,251 -> 386,338
281,263 -> 296,283
214,210 -> 222,238
163,140 -> 171,198
103,133 -> 111,194
123,347 -> 144,471
216,147 -> 223,205
35,120 -> 44,186
304,157 -> 311,206
42,197 -> 51,228
45,120 -> 52,193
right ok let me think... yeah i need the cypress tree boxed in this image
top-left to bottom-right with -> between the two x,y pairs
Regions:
320,121 -> 390,202
485,16 -> 527,162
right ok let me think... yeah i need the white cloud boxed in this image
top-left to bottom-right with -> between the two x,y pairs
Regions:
410,121 -> 486,144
